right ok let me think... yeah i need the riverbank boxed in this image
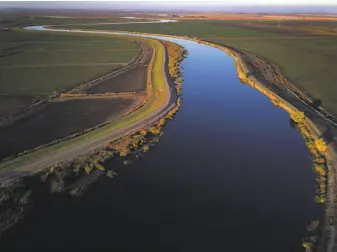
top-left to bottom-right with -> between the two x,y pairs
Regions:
0,33 -> 179,182
205,40 -> 337,252
105,29 -> 337,251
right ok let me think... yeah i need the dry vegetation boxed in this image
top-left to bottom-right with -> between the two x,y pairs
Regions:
29,39 -> 188,182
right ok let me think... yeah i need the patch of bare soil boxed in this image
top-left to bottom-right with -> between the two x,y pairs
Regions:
86,66 -> 147,94
81,40 -> 153,94
0,96 -> 41,123
0,98 -> 142,160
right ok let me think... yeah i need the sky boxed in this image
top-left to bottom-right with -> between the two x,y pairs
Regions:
0,0 -> 336,13
0,0 -> 336,5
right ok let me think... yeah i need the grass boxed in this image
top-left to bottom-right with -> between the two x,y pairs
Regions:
66,20 -> 282,38
0,15 -> 148,29
0,30 -> 141,95
0,66 -> 121,95
0,37 -> 168,171
67,20 -> 337,116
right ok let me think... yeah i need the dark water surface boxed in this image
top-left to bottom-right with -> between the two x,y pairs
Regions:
0,34 -> 322,251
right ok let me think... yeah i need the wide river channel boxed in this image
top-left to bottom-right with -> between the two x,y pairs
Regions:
0,27 -> 323,251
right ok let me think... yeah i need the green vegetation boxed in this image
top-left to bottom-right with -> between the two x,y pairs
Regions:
0,31 -> 140,95
68,20 -> 337,116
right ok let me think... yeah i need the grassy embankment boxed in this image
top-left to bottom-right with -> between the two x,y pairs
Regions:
0,35 -> 185,174
66,20 -> 337,117
37,39 -> 187,184
0,29 -> 141,125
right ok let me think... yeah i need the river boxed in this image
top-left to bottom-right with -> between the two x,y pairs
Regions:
0,27 -> 323,251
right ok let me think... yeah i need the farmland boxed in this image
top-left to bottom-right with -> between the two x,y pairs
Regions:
86,41 -> 153,94
0,32 -> 141,95
66,19 -> 337,117
0,36 -> 170,173
0,98 -> 140,160
0,29 -> 142,122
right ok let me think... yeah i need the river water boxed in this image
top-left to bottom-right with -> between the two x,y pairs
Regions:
0,30 -> 323,251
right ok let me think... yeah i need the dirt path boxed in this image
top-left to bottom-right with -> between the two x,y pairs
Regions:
53,93 -> 145,102
0,37 -> 174,182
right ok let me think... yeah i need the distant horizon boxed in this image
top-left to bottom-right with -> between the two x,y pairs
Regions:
0,1 -> 336,14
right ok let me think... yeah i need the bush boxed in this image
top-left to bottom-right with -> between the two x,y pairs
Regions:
291,111 -> 305,123
106,170 -> 118,179
315,138 -> 328,153
94,163 -> 105,171
142,145 -> 150,152
84,165 -> 93,175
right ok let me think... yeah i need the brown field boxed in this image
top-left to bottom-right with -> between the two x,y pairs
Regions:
83,40 -> 153,94
0,96 -> 39,121
86,66 -> 148,94
0,98 -> 139,160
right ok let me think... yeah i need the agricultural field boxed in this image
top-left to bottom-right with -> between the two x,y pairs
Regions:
0,12 -> 148,29
0,98 -> 139,160
86,66 -> 148,94
85,41 -> 153,94
0,96 -> 38,121
0,32 -> 141,95
0,29 -> 141,120
66,20 -> 337,117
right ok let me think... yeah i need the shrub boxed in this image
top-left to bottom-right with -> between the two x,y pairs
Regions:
106,170 -> 118,179
94,163 -> 105,171
157,118 -> 166,127
148,126 -> 162,135
120,148 -> 131,157
84,165 -> 93,175
313,164 -> 326,176
315,138 -> 328,153
302,241 -> 314,252
142,145 -> 150,152
291,111 -> 305,123
139,129 -> 147,136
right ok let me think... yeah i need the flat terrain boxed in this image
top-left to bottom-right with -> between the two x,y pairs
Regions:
0,37 -> 170,179
0,32 -> 140,95
67,19 -> 337,117
0,96 -> 39,122
0,98 -> 138,160
0,29 -> 141,123
85,41 -> 153,94
86,66 -> 148,94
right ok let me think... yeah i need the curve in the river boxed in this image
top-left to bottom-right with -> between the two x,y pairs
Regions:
0,22 -> 328,251
0,26 -> 175,182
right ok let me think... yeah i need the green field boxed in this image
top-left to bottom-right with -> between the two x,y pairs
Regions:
0,31 -> 140,95
66,20 -> 337,116
0,14 -> 148,29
